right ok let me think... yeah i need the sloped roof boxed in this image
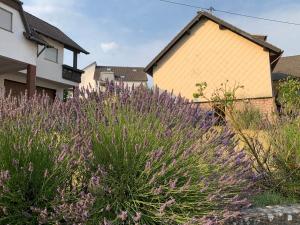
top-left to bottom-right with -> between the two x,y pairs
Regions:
24,12 -> 89,54
145,11 -> 283,75
273,55 -> 300,80
96,66 -> 148,82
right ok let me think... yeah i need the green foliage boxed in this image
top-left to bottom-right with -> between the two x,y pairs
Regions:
0,118 -> 73,224
0,86 -> 255,224
63,89 -> 69,102
193,80 -> 300,202
193,81 -> 244,109
278,77 -> 300,114
193,82 -> 208,99
268,119 -> 300,196
82,89 -> 252,224
233,105 -> 264,130
252,191 -> 298,207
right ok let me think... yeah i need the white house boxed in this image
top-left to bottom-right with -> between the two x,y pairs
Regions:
0,0 -> 89,100
81,62 -> 148,91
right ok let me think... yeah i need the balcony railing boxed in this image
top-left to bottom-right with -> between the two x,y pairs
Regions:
62,64 -> 84,83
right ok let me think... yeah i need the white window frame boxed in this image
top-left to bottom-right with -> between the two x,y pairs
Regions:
44,47 -> 58,63
0,7 -> 13,32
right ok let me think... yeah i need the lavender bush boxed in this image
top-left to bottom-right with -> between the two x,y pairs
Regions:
0,86 -> 254,224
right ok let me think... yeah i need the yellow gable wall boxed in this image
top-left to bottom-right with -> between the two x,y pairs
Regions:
153,19 -> 273,101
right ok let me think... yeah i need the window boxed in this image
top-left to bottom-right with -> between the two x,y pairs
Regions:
0,7 -> 13,32
44,48 -> 58,63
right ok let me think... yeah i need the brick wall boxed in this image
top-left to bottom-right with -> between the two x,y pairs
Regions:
195,97 -> 277,117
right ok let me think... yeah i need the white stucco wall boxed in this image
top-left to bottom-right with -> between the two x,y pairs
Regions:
36,37 -> 78,87
0,2 -> 36,65
116,81 -> 147,89
0,72 -> 70,99
81,63 -> 147,91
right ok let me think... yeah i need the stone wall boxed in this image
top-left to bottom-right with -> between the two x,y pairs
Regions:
225,205 -> 300,225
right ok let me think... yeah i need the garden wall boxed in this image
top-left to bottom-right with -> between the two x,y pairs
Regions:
225,205 -> 300,225
195,97 -> 276,116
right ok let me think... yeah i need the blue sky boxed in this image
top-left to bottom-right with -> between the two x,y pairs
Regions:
23,0 -> 300,70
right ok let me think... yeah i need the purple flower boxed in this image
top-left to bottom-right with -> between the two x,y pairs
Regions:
118,211 -> 128,221
28,162 -> 34,172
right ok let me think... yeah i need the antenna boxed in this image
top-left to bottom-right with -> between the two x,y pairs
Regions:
208,6 -> 215,14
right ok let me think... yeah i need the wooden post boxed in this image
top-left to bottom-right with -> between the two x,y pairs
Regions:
26,64 -> 36,98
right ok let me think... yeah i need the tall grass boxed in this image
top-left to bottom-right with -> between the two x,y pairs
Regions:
233,105 -> 264,130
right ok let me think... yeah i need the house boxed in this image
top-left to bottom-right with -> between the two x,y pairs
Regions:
273,55 -> 300,81
0,0 -> 88,100
81,62 -> 148,91
145,11 -> 283,114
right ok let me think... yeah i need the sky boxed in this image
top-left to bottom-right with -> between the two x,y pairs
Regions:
22,0 -> 300,75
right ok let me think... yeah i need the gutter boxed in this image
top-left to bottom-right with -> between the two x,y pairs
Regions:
14,0 -> 51,47
270,51 -> 284,71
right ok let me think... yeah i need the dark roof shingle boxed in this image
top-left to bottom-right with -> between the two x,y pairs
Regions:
24,12 -> 89,54
96,66 -> 148,82
273,55 -> 300,80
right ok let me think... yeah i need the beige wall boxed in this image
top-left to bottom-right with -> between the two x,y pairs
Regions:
153,19 -> 273,101
80,62 -> 97,90
116,81 -> 147,89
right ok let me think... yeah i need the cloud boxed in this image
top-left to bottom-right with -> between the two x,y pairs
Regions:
100,42 -> 120,53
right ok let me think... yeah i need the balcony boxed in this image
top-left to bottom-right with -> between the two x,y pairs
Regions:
62,64 -> 83,83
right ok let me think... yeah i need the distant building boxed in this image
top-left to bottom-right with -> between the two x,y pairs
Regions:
81,62 -> 148,91
145,11 -> 283,114
273,55 -> 300,81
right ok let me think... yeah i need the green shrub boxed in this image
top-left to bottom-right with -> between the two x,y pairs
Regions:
82,88 -> 253,224
277,77 -> 300,115
268,119 -> 300,196
0,98 -> 92,224
0,118 -> 72,224
233,105 -> 264,130
193,81 -> 300,203
0,87 -> 255,224
252,191 -> 298,207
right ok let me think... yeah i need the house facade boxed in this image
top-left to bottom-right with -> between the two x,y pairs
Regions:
0,0 -> 88,100
145,11 -> 283,114
81,62 -> 148,91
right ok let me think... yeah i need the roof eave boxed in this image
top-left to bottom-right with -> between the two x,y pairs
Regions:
64,45 -> 90,55
23,32 -> 50,46
35,32 -> 89,54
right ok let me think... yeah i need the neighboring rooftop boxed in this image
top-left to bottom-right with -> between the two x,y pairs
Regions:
24,12 -> 89,54
96,66 -> 148,82
252,35 -> 268,41
273,55 -> 300,80
145,11 -> 283,75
